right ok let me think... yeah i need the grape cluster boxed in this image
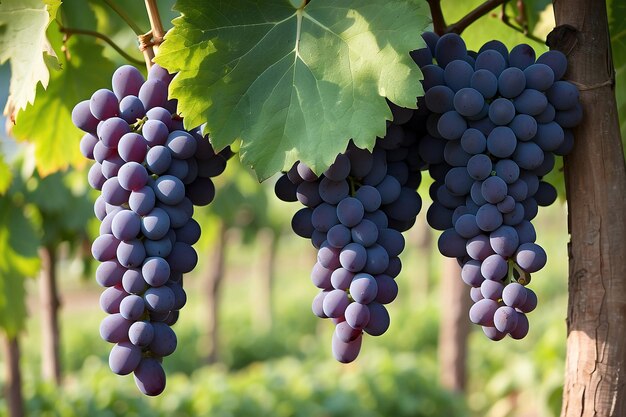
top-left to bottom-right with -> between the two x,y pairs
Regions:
413,33 -> 581,340
275,105 -> 424,362
74,64 -> 230,395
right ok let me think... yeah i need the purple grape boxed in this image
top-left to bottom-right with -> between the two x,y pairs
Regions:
475,50 -> 507,76
142,257 -> 171,287
509,44 -> 536,70
515,242 -> 547,272
345,302 -> 371,329
481,254 -> 508,280
317,243 -> 341,270
349,273 -> 378,304
118,133 -> 148,163
469,299 -> 498,326
100,313 -> 132,343
489,98 -> 516,125
498,67 -> 526,98
461,260 -> 485,286
425,85 -> 455,113
148,322 -> 177,357
117,239 -> 146,268
95,260 -> 125,287
364,302 -> 390,336
480,279 -> 504,300
143,286 -> 175,313
323,289 -> 350,318
536,50 -> 567,80
350,219 -> 378,247
72,100 -> 99,132
90,89 -> 118,120
111,209 -> 141,241
119,95 -> 146,123
118,162 -> 148,192
291,208 -> 314,238
524,63 -> 555,91
340,243 -> 367,272
92,234 -> 120,262
119,294 -> 146,321
133,357 -> 166,396
471,69 -> 498,99
494,306 -> 519,333
509,312 -> 529,339
486,126 -> 517,158
138,79 -> 168,110
332,330 -> 362,363
112,65 -> 145,99
99,285 -> 126,314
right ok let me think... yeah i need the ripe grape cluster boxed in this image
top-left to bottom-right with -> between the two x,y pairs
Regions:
274,105 -> 424,362
74,64 -> 229,395
413,32 -> 581,340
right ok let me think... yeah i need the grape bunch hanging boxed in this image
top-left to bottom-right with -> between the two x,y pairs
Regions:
274,104 -> 425,362
74,64 -> 230,395
414,32 -> 581,340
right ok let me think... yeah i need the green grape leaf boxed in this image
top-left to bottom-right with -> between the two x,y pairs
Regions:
0,0 -> 61,123
609,0 -> 626,143
12,28 -> 115,175
156,0 -> 430,180
0,195 -> 40,337
0,154 -> 11,195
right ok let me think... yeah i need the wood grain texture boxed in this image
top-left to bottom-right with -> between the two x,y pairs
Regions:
552,0 -> 626,415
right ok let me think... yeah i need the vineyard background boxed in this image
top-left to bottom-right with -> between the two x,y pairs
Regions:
0,0 -> 624,416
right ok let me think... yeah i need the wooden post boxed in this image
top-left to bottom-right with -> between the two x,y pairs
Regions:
551,0 -> 626,415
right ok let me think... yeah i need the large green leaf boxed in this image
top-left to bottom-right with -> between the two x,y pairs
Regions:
156,0 -> 430,180
609,0 -> 626,143
0,0 -> 61,123
12,8 -> 116,175
0,195 -> 40,337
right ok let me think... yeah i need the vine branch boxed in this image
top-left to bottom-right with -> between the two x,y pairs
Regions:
426,0 -> 543,44
101,0 -> 145,36
141,0 -> 166,69
59,27 -> 144,65
426,0 -> 447,35
500,2 -> 544,44
447,0 -> 509,34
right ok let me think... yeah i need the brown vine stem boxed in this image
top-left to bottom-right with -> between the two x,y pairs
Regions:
426,0 -> 447,35
141,0 -> 166,69
59,27 -> 145,65
447,0 -> 509,34
500,4 -> 545,44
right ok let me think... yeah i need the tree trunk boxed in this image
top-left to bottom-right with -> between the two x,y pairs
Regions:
39,245 -> 62,384
2,334 -> 24,417
552,1 -> 626,415
205,221 -> 227,364
437,257 -> 471,392
251,228 -> 278,332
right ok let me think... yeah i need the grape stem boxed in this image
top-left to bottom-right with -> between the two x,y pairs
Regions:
141,0 -> 166,69
499,2 -> 545,44
426,0 -> 447,35
427,0 -> 510,35
100,0 -> 146,36
59,26 -> 145,66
